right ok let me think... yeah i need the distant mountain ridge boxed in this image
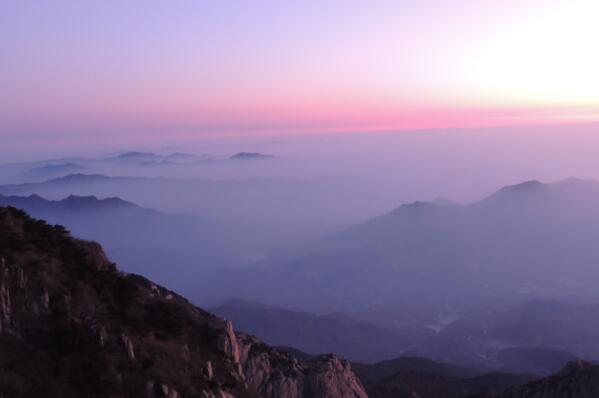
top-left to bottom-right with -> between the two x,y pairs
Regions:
353,355 -> 599,398
0,151 -> 272,183
224,177 -> 599,308
212,299 -> 411,362
0,172 -> 382,252
229,152 -> 272,160
0,193 -> 249,297
107,151 -> 203,164
0,193 -> 134,211
198,178 -> 599,370
0,174 -> 128,195
18,162 -> 86,182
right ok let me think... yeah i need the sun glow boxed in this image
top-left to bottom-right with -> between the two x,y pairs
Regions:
467,0 -> 599,108
1,0 -> 599,140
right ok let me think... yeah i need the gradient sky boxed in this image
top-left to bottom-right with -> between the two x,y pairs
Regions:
1,0 -> 598,145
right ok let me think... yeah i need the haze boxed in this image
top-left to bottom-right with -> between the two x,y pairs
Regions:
2,2 -> 599,396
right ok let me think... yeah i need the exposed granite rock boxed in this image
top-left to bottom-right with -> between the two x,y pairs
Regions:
120,333 -> 136,359
223,319 -> 242,364
0,260 -> 11,334
305,354 -> 368,398
239,333 -> 368,398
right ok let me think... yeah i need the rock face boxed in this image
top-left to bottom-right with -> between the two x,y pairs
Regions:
0,206 -> 368,398
239,333 -> 368,398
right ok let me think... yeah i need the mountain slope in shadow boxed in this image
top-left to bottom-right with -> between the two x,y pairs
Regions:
0,206 -> 368,398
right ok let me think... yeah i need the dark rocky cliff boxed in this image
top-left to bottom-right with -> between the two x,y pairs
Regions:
0,206 -> 367,398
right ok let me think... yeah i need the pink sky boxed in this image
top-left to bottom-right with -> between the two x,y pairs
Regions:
1,0 -> 598,143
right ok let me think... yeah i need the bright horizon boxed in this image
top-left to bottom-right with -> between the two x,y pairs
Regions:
2,0 -> 599,148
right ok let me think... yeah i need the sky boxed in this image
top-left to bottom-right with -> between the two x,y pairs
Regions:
1,0 -> 599,151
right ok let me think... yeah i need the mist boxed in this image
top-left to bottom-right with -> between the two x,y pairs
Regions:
3,123 -> 599,371
4,0 -> 599,395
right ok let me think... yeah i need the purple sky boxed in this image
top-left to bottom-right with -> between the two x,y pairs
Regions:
1,0 -> 598,156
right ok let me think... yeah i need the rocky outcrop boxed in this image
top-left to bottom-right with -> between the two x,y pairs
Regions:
0,206 -> 367,398
305,355 -> 368,398
120,333 -> 136,359
222,319 -> 242,364
239,333 -> 368,398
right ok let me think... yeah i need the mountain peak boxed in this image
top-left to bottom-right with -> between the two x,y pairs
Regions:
61,194 -> 133,209
391,200 -> 440,215
229,152 -> 272,160
552,176 -> 599,190
499,180 -> 545,193
114,151 -> 156,160
477,180 -> 549,206
0,194 -> 137,216
49,173 -> 111,184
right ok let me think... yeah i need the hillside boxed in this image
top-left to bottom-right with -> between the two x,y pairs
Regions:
0,206 -> 367,398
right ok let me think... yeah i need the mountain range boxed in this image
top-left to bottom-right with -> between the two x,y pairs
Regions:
1,206 -> 598,397
0,151 -> 276,186
0,172 -> 383,250
3,178 -> 599,378
17,162 -> 86,182
191,178 -> 599,369
229,152 -> 272,161
0,193 -> 250,295
212,178 -> 599,310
